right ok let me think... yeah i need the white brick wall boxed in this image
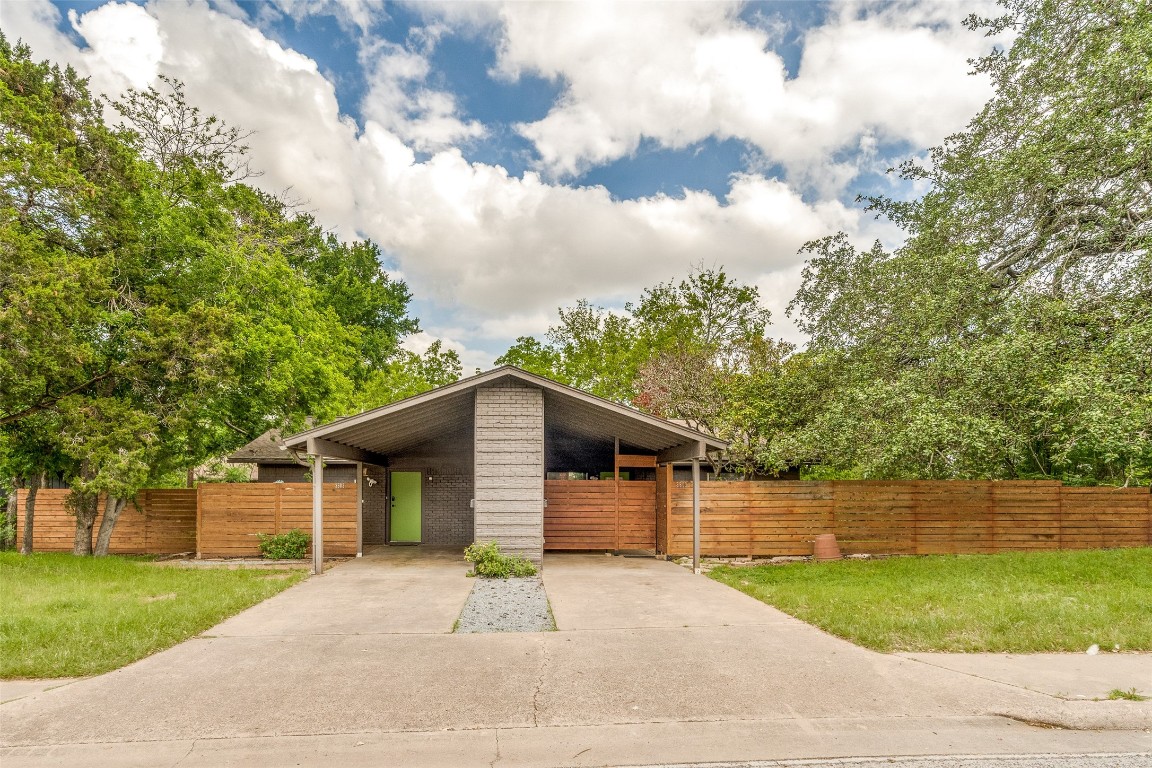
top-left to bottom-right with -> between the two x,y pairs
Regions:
473,385 -> 544,564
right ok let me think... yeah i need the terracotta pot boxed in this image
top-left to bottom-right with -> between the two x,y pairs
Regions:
813,533 -> 842,562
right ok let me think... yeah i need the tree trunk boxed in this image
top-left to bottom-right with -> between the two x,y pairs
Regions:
3,485 -> 18,550
72,493 -> 97,556
20,474 -> 42,555
93,496 -> 127,556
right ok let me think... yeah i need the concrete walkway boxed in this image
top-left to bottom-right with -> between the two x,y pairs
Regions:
899,652 -> 1152,701
2,551 -> 1148,767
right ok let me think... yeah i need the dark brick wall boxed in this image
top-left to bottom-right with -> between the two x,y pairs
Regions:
256,463 -> 357,483
363,465 -> 388,545
267,428 -> 474,547
387,428 -> 474,546
422,472 -> 473,545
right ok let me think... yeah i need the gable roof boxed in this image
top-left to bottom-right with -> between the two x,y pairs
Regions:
282,365 -> 727,460
227,428 -> 354,465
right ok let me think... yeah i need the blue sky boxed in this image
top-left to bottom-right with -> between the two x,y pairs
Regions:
8,0 -> 1005,369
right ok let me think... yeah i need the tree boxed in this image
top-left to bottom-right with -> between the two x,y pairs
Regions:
869,0 -> 1152,297
787,0 -> 1152,484
498,267 -> 794,475
112,74 -> 256,202
498,300 -> 642,401
0,37 -> 134,431
631,270 -> 787,476
1,41 -> 424,552
354,340 -> 462,408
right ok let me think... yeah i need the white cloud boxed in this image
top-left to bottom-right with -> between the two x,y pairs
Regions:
478,313 -> 554,341
492,0 -> 1005,189
1,0 -> 74,65
402,331 -> 490,373
2,1 -> 164,97
265,0 -> 385,35
359,34 -> 486,152
2,0 -> 991,371
67,3 -> 164,91
208,0 -> 250,23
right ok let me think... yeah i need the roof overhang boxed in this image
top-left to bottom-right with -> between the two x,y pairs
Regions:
283,366 -> 727,463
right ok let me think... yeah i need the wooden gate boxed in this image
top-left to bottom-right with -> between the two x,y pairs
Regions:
544,479 -> 657,551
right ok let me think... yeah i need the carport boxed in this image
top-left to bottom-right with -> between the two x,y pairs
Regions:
282,366 -> 727,575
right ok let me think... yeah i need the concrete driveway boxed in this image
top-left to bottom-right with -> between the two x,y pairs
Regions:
2,551 -> 1148,767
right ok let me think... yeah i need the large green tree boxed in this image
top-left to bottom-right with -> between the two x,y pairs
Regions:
498,268 -> 791,474
0,40 -> 426,552
353,340 -> 462,409
787,0 -> 1151,485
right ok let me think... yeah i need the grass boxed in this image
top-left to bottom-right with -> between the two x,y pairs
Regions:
0,552 -> 308,678
1108,688 -> 1148,701
709,548 -> 1152,653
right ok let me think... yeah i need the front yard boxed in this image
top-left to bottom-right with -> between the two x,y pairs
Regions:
0,553 -> 307,678
710,547 -> 1152,653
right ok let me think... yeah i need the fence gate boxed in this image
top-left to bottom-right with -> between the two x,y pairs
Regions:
543,479 -> 657,552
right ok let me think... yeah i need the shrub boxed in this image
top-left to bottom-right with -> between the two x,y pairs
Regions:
196,460 -> 253,483
256,529 -> 310,559
464,541 -> 537,578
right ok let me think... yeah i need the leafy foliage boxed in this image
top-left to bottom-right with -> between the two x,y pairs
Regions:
0,38 -> 434,552
498,267 -> 790,475
197,460 -> 252,484
463,541 -> 538,579
784,0 -> 1152,485
256,529 -> 311,560
354,340 -> 462,409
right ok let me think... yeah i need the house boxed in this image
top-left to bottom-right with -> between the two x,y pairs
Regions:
282,366 -> 728,574
227,428 -> 357,483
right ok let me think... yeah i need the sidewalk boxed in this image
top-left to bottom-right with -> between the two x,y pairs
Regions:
2,715 -> 1150,768
2,553 -> 1148,768
898,652 -> 1151,701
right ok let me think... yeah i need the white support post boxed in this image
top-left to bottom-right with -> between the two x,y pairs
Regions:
692,458 -> 701,574
355,461 -> 364,557
311,454 -> 324,575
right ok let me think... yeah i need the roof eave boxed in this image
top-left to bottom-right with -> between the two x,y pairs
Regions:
283,365 -> 729,452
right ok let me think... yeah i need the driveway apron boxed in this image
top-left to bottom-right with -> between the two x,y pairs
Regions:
1,551 -> 1143,753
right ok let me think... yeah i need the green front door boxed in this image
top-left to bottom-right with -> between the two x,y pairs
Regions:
390,471 -> 422,543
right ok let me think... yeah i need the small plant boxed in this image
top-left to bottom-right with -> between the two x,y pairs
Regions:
1107,688 -> 1148,701
256,529 -> 310,560
196,459 -> 253,484
464,541 -> 537,578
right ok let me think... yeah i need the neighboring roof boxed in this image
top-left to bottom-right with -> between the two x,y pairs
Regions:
228,428 -> 352,465
283,365 -> 728,460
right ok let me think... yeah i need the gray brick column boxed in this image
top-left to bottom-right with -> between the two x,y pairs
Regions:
473,384 -> 544,565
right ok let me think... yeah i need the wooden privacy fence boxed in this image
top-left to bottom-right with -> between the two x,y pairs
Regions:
14,488 -> 197,554
544,479 -> 656,550
14,478 -> 1151,559
197,482 -> 357,557
665,480 -> 1152,557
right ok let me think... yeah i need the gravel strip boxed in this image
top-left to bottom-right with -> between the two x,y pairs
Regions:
454,577 -> 555,633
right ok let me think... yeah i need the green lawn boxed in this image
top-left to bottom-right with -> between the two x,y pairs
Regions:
709,548 -> 1152,653
0,553 -> 308,678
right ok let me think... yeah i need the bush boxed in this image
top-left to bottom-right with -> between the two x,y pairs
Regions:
464,541 -> 537,578
256,529 -> 310,559
196,459 -> 252,484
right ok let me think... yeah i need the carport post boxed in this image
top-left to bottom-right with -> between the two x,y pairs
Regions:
692,457 -> 701,574
355,461 -> 363,557
311,453 -> 324,575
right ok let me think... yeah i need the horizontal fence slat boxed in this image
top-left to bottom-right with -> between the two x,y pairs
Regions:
17,479 -> 1150,559
664,481 -> 1151,557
